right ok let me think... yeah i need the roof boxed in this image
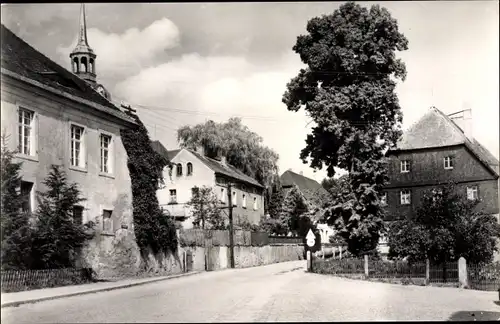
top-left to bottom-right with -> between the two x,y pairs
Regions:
151,141 -> 179,161
280,170 -> 324,192
165,148 -> 264,189
389,106 -> 499,177
0,24 -> 135,125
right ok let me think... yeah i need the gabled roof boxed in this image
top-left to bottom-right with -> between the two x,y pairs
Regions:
163,148 -> 264,189
151,140 -> 179,161
389,106 -> 499,177
280,170 -> 323,192
0,24 -> 135,125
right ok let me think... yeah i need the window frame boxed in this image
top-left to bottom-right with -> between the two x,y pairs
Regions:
400,189 -> 411,205
98,130 -> 114,177
400,160 -> 411,173
467,185 -> 479,201
102,209 -> 113,233
176,163 -> 183,177
73,205 -> 84,225
242,193 -> 247,209
20,180 -> 35,213
69,121 -> 87,171
220,187 -> 227,203
169,189 -> 177,204
443,156 -> 454,170
187,162 -> 193,176
16,106 -> 38,161
232,191 -> 237,207
253,196 -> 258,210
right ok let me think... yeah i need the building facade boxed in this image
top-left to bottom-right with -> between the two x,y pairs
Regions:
152,142 -> 265,229
379,106 -> 500,258
1,8 -> 137,275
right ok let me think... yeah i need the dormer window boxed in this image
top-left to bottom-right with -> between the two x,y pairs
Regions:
400,160 -> 411,173
444,156 -> 454,170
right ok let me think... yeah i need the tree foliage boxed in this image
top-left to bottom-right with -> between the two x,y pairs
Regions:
177,118 -> 280,202
187,186 -> 226,230
0,134 -> 33,270
30,165 -> 89,269
388,183 -> 500,264
121,113 -> 177,255
283,2 -> 408,256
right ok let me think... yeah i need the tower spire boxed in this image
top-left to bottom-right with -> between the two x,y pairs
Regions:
70,3 -> 96,84
78,3 -> 89,47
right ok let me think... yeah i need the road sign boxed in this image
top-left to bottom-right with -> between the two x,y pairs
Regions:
306,229 -> 316,247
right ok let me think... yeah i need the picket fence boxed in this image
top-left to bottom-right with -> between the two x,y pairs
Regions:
1,268 -> 95,292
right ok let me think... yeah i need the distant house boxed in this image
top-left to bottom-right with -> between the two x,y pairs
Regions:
381,106 -> 500,258
152,141 -> 265,229
1,19 -> 137,275
280,169 -> 334,243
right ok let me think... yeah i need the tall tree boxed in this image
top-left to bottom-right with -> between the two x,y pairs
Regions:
31,165 -> 89,269
177,118 -> 280,206
187,186 -> 226,230
282,2 -> 408,256
388,183 -> 500,265
0,134 -> 33,270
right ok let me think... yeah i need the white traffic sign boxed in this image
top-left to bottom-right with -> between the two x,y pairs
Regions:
306,229 -> 316,247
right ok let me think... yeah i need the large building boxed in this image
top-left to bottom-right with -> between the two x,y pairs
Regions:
382,107 -> 499,221
152,141 -> 266,229
0,5 -> 138,277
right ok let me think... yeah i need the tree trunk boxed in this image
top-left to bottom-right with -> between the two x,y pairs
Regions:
201,200 -> 205,229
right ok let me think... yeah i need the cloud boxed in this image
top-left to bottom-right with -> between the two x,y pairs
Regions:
56,17 -> 180,78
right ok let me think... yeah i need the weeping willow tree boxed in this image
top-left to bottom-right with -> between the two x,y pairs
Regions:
177,118 -> 280,211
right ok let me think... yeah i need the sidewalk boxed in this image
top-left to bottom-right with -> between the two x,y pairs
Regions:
1,271 -> 201,308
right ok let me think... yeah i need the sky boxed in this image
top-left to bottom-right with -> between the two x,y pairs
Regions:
1,1 -> 498,182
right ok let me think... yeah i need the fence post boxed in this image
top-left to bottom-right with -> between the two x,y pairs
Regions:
425,259 -> 430,285
339,246 -> 343,260
458,257 -> 468,288
364,254 -> 369,277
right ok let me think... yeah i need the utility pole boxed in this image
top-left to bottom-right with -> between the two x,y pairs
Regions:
227,183 -> 235,268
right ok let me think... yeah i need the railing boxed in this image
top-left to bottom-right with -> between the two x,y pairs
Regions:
468,262 -> 500,291
1,268 -> 95,293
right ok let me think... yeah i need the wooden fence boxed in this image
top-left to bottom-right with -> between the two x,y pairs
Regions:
1,268 -> 95,293
178,229 -> 303,247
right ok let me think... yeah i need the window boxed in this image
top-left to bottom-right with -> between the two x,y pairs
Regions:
467,186 -> 478,201
400,160 -> 411,173
220,187 -> 226,203
73,206 -> 84,224
380,193 -> 387,206
253,197 -> 258,210
169,189 -> 177,203
187,163 -> 193,176
176,163 -> 183,177
18,108 -> 35,156
168,165 -> 173,180
192,187 -> 199,197
444,156 -> 454,169
431,188 -> 443,202
103,209 -> 113,232
20,181 -> 33,213
232,191 -> 237,206
70,124 -> 85,168
100,134 -> 112,173
400,190 -> 411,205
242,194 -> 247,208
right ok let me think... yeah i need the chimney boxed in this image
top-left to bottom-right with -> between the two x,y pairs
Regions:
450,109 -> 473,141
220,156 -> 227,166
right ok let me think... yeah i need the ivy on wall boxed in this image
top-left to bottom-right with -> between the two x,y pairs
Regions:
120,112 -> 177,255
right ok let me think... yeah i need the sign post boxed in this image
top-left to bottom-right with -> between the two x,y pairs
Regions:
306,229 -> 316,272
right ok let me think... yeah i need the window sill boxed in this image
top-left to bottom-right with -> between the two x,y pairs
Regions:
400,171 -> 410,173
101,232 -> 115,237
99,172 -> 115,179
444,167 -> 454,170
69,166 -> 88,173
16,153 -> 39,162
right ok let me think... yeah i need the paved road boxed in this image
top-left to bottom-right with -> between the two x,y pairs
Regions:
2,260 -> 499,323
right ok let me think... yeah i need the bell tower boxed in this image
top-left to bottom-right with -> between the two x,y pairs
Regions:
70,3 -> 96,84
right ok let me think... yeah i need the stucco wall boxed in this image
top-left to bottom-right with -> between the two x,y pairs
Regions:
1,76 -> 137,276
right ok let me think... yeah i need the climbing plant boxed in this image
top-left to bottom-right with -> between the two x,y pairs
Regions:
121,112 -> 177,255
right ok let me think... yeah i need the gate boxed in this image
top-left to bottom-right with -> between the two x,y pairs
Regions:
183,250 -> 194,273
205,247 -> 217,271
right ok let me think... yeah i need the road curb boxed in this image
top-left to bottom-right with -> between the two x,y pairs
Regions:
1,271 -> 202,309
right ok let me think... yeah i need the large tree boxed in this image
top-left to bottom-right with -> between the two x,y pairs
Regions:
388,183 -> 500,265
177,118 -> 280,208
187,186 -> 226,230
282,2 -> 408,256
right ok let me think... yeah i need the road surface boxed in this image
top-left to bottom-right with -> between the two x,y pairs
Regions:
2,260 -> 499,322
